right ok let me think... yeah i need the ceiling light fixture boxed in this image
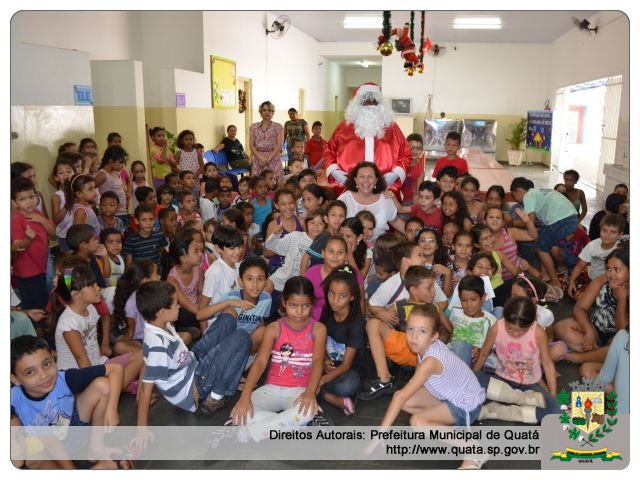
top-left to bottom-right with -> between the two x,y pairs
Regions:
343,16 -> 382,29
358,60 -> 370,68
453,17 -> 502,30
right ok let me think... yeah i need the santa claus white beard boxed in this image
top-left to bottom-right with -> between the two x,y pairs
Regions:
345,103 -> 394,139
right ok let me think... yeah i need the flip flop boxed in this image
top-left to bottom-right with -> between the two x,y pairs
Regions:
342,397 -> 355,416
458,453 -> 489,470
544,283 -> 563,303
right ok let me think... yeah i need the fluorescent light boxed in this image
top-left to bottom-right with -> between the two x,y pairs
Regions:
453,17 -> 502,29
358,60 -> 370,68
343,16 -> 382,29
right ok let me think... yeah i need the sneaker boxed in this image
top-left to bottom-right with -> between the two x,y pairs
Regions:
307,413 -> 335,426
199,396 -> 225,415
358,377 -> 397,401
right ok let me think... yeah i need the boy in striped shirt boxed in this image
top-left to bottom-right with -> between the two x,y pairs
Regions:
123,204 -> 168,269
136,281 -> 251,427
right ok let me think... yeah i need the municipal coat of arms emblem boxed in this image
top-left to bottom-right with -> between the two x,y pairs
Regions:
551,379 -> 621,462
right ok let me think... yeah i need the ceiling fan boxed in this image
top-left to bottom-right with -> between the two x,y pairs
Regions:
428,44 -> 447,57
571,17 -> 598,34
266,15 -> 291,39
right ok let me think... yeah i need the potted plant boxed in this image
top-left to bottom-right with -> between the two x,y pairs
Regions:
506,118 -> 527,166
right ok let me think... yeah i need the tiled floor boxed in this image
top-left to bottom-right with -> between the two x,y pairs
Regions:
120,163 -> 597,470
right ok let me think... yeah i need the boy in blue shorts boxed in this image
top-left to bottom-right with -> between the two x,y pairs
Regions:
510,177 -> 578,294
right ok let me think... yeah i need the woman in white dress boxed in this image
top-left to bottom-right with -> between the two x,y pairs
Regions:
337,162 -> 405,241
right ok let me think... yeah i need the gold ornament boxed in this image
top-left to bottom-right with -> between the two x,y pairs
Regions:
407,67 -> 414,76
418,65 -> 424,74
379,41 -> 393,56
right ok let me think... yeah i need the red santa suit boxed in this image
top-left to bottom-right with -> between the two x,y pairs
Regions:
323,83 -> 411,194
324,122 -> 411,190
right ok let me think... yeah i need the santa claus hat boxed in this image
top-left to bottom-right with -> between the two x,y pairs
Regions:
352,82 -> 382,99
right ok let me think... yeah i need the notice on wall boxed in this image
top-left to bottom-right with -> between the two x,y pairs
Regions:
73,85 -> 93,106
526,110 -> 552,152
176,93 -> 186,108
211,55 -> 236,109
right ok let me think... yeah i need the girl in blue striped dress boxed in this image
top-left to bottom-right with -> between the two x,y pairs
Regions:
375,303 -> 487,468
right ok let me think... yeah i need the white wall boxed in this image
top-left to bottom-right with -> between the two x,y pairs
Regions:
549,11 -> 629,171
325,60 -> 347,112
11,11 -> 137,61
381,42 -> 551,116
11,43 -> 92,106
344,67 -> 382,87
200,11 -> 341,115
174,68 -> 210,108
91,60 -> 144,107
138,11 -> 204,107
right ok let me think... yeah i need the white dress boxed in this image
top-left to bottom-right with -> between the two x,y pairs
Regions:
337,191 -> 397,241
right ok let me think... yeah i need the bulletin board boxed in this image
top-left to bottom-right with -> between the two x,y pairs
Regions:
210,55 -> 236,109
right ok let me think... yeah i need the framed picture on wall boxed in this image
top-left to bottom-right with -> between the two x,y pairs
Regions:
210,55 -> 236,109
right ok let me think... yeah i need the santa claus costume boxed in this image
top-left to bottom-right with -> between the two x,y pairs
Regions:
323,83 -> 412,196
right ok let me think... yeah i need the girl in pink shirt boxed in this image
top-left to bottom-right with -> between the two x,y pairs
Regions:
230,277 -> 327,441
473,296 -> 560,424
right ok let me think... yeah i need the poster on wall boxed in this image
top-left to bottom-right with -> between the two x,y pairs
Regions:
210,55 -> 236,109
73,85 -> 93,106
526,110 -> 552,152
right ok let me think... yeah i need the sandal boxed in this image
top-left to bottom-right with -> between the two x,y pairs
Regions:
548,340 -> 568,362
237,376 -> 247,392
544,283 -> 563,303
149,391 -> 160,407
458,454 -> 489,470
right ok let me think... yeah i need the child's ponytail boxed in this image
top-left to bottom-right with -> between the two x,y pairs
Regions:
51,261 -> 97,333
65,174 -> 93,208
99,145 -> 128,170
112,259 -> 156,327
512,274 -> 547,306
149,126 -> 165,138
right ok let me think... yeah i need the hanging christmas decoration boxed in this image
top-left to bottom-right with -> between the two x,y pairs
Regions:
416,11 -> 433,74
391,22 -> 420,75
410,11 -> 415,43
376,11 -> 393,56
417,11 -> 426,73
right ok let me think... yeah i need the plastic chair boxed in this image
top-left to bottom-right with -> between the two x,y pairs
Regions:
206,150 -> 249,177
204,149 -> 247,192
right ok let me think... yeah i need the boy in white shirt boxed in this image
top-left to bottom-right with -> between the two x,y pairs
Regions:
448,275 -> 497,367
196,225 -> 243,331
568,214 -> 626,298
200,178 -> 220,223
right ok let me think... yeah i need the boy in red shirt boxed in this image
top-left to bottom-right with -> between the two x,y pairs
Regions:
400,133 -> 427,206
387,180 -> 443,235
11,178 -> 56,309
432,132 -> 469,179
304,121 -> 328,168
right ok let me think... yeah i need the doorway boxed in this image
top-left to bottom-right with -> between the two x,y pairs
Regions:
240,77 -> 253,149
298,88 -> 305,117
551,76 -> 622,190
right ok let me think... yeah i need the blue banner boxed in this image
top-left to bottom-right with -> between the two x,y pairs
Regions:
526,110 -> 552,152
